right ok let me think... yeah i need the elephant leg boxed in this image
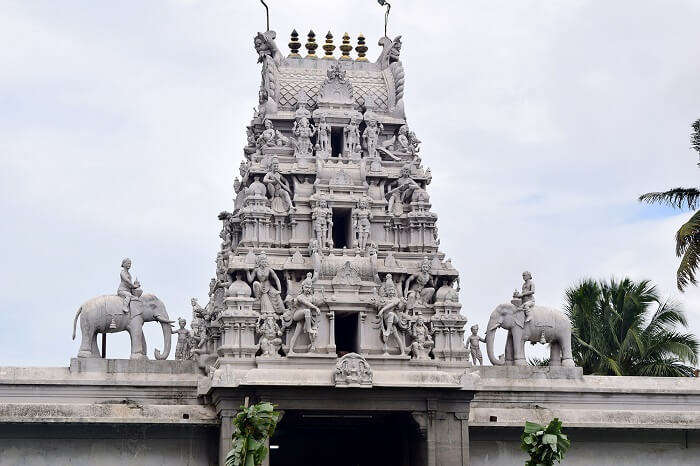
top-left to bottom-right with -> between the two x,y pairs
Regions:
141,332 -> 147,357
560,331 -> 575,367
128,324 -> 146,360
505,333 -> 517,366
90,333 -> 100,357
549,342 -> 562,366
78,317 -> 94,358
512,330 -> 527,366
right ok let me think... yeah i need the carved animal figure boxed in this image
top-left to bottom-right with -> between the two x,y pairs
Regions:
485,303 -> 574,367
72,294 -> 173,360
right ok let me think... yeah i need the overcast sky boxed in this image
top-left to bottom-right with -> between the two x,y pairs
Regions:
1,0 -> 699,366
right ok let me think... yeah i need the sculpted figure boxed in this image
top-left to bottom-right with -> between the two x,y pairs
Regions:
376,274 -> 409,355
409,313 -> 434,360
468,324 -> 486,366
308,239 -> 322,280
293,116 -> 316,157
435,277 -> 460,303
316,116 -> 331,155
282,273 -> 321,355
378,125 -> 420,161
172,318 -> 192,360
362,117 -> 384,158
256,119 -> 290,152
256,311 -> 283,357
513,271 -> 535,323
247,252 -> 285,315
385,164 -> 421,216
263,157 -> 295,213
312,198 -> 333,249
117,258 -> 142,315
353,196 -> 373,252
404,257 -> 436,310
344,117 -> 362,158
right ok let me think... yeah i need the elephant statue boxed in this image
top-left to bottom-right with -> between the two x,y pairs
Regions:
485,302 -> 574,367
72,294 -> 173,360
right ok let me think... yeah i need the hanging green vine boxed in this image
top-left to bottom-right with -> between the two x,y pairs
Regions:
225,402 -> 280,466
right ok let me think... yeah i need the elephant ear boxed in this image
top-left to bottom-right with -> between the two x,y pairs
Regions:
513,310 -> 525,329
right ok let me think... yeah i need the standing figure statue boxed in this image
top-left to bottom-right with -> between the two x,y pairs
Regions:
312,198 -> 333,249
117,258 -> 142,323
353,196 -> 373,252
408,313 -> 434,360
293,117 -> 316,157
316,116 -> 331,155
282,273 -> 321,355
376,274 -> 409,355
404,257 -> 436,311
256,311 -> 283,357
172,318 -> 192,360
246,252 -> 285,315
513,270 -> 535,323
263,157 -> 295,214
362,117 -> 384,158
344,117 -> 361,158
468,324 -> 486,366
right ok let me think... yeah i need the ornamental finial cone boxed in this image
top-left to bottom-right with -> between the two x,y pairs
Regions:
339,32 -> 352,60
305,30 -> 318,59
355,34 -> 368,62
322,31 -> 336,59
288,29 -> 301,58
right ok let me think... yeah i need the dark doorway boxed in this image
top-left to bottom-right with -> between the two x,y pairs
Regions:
332,208 -> 352,249
335,312 -> 359,356
331,127 -> 344,157
270,411 -> 417,466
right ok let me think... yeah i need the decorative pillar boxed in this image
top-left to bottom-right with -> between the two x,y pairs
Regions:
217,297 -> 257,363
328,311 -> 336,354
219,408 -> 236,466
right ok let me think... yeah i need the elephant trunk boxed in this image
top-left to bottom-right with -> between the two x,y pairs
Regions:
154,311 -> 172,360
485,327 -> 504,366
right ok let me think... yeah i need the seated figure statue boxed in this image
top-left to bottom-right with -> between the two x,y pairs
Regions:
409,313 -> 434,360
117,258 -> 142,315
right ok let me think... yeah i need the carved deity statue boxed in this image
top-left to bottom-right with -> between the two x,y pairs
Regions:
172,318 -> 192,360
376,274 -> 409,355
312,198 -> 333,249
352,196 -> 373,252
379,125 -> 420,161
362,116 -> 384,159
256,311 -> 283,357
409,313 -> 434,360
344,117 -> 362,158
468,324 -> 486,366
246,252 -> 285,315
308,239 -> 322,280
404,257 -> 436,311
117,258 -> 142,315
316,116 -> 331,155
386,164 -> 422,217
435,277 -> 460,303
263,157 -> 295,214
282,273 -> 321,355
292,117 -> 316,157
513,270 -> 535,323
256,119 -> 290,152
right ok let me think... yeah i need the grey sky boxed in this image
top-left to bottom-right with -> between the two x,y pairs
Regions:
1,0 -> 699,365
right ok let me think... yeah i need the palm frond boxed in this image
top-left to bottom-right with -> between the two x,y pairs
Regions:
639,188 -> 700,210
691,118 -> 700,155
677,242 -> 700,291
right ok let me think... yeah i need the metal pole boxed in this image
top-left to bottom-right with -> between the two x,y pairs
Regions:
260,0 -> 270,32
101,333 -> 107,358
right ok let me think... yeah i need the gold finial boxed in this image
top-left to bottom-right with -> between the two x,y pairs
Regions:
339,32 -> 352,60
355,34 -> 368,62
322,31 -> 336,59
305,30 -> 318,59
288,29 -> 301,58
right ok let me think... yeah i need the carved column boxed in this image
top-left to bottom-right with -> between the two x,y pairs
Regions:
359,311 -> 368,355
328,311 -> 336,354
217,297 -> 257,364
219,408 -> 236,466
411,409 -> 470,466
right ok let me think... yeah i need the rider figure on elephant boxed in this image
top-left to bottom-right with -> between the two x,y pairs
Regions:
513,270 -> 535,323
118,258 -> 142,314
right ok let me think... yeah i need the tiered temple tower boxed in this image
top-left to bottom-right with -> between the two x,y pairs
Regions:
190,29 -> 469,393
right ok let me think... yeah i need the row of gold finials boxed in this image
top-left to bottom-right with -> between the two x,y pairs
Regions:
288,30 -> 370,61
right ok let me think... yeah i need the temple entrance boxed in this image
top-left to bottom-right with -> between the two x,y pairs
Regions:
332,208 -> 353,249
334,312 -> 359,356
331,127 -> 344,157
269,411 -> 420,466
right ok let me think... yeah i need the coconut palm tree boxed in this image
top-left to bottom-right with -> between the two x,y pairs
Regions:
639,119 -> 700,291
564,278 -> 698,377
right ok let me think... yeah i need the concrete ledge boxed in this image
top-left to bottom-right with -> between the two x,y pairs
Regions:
475,365 -> 583,380
69,358 -> 196,374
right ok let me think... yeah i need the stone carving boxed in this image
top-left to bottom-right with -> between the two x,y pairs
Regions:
485,285 -> 574,367
117,258 -> 142,316
256,310 -> 283,357
246,252 -> 285,315
352,196 -> 373,252
73,268 -> 173,360
227,272 -> 252,298
317,63 -> 354,106
362,114 -> 384,159
330,168 -> 352,185
344,116 -> 362,158
379,125 -> 420,161
172,318 -> 192,360
316,116 -> 331,157
254,31 -> 282,115
513,270 -> 535,323
256,119 -> 291,153
308,239 -> 322,279
404,257 -> 436,311
377,35 -> 405,118
435,278 -> 460,303
332,261 -> 362,286
385,163 -> 426,217
263,157 -> 295,214
468,324 -> 486,366
311,197 -> 333,249
282,273 -> 321,354
334,352 -> 372,387
408,313 -> 434,360
290,248 -> 305,265
375,274 -> 409,355
292,116 -> 316,158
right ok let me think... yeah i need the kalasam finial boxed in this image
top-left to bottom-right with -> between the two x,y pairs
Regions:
322,31 -> 336,59
288,29 -> 301,58
355,34 -> 368,62
339,32 -> 352,60
305,30 -> 318,59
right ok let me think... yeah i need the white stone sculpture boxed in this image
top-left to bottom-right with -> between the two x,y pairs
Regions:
404,257 -> 436,311
246,252 -> 285,315
312,198 -> 333,249
172,318 -> 192,361
409,313 -> 434,360
282,273 -> 321,355
292,116 -> 316,157
256,310 -> 283,357
375,274 -> 409,355
334,352 -> 372,387
352,196 -> 373,252
467,324 -> 485,366
263,157 -> 295,214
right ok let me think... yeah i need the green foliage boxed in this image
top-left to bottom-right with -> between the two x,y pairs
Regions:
225,402 -> 280,466
565,278 -> 699,376
639,118 -> 700,291
520,418 -> 570,466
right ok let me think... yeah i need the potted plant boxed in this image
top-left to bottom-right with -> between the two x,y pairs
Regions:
520,418 -> 570,466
